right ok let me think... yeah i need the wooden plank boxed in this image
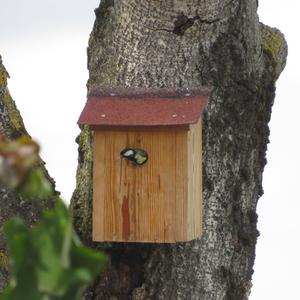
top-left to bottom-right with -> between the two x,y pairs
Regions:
194,120 -> 203,237
174,131 -> 188,241
104,131 -> 124,240
92,127 -> 189,242
187,119 -> 202,240
93,130 -> 106,241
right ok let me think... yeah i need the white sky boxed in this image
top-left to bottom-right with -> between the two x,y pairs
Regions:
0,1 -> 299,299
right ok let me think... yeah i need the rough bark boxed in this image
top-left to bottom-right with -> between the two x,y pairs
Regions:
71,1 -> 287,299
0,55 -> 56,292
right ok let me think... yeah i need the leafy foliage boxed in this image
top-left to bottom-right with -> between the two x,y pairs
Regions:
0,199 -> 106,300
0,135 -> 107,299
0,136 -> 39,190
0,135 -> 53,200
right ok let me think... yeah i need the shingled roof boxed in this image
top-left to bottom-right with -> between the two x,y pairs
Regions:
78,87 -> 209,126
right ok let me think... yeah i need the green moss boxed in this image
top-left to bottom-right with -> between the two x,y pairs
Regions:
0,70 -> 8,87
0,56 -> 27,137
70,126 -> 93,242
260,23 -> 288,80
0,249 -> 8,272
2,93 -> 26,134
0,56 -> 9,87
77,126 -> 93,162
261,25 -> 284,60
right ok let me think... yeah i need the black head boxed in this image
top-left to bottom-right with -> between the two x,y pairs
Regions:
120,148 -> 135,160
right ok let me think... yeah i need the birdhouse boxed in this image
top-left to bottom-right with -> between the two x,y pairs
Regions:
78,88 -> 209,243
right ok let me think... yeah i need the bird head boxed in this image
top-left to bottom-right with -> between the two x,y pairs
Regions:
120,148 -> 148,165
120,148 -> 135,159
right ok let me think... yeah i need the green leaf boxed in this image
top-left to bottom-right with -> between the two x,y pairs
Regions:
0,199 -> 107,300
2,218 -> 42,300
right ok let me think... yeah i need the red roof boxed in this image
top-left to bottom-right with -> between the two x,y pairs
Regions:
78,88 -> 209,126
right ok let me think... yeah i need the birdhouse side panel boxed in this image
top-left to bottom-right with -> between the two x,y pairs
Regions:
92,127 -> 189,242
187,119 -> 203,240
93,133 -> 106,241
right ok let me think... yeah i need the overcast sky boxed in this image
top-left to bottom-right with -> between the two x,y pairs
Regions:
0,1 -> 299,299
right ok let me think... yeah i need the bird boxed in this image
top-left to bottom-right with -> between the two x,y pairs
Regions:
120,148 -> 148,165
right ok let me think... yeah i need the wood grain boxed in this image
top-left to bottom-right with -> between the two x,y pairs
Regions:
93,124 -> 202,243
187,119 -> 203,240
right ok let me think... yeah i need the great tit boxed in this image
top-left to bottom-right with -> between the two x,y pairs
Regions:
120,148 -> 148,165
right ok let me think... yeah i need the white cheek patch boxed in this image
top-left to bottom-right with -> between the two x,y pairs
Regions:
123,150 -> 134,157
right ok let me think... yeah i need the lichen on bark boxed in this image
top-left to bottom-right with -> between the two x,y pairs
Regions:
71,126 -> 94,242
260,23 -> 287,81
0,56 -> 27,139
71,1 -> 287,299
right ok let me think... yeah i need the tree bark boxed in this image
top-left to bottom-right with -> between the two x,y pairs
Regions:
0,55 -> 55,292
71,1 -> 287,299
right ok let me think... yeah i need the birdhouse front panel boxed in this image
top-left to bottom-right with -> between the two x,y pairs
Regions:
78,88 -> 209,243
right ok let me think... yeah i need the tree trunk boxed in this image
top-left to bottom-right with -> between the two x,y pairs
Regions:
0,55 -> 55,292
71,1 -> 287,299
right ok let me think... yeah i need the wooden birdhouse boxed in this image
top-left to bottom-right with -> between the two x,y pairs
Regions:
78,88 -> 209,243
